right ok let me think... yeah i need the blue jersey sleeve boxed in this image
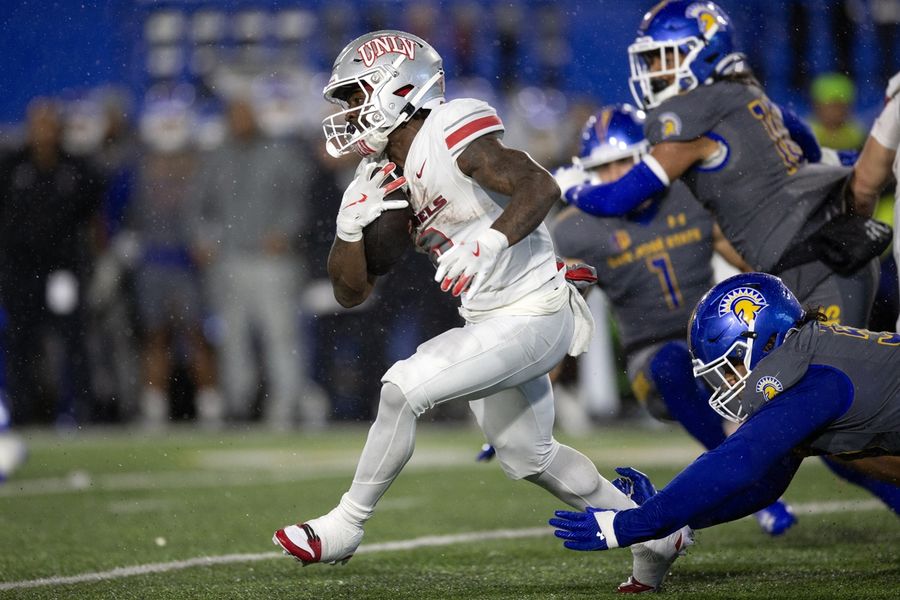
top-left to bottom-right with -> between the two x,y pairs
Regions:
778,104 -> 821,163
567,160 -> 666,217
611,365 -> 853,546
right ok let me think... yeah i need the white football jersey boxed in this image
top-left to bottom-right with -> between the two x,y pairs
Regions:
399,98 -> 561,313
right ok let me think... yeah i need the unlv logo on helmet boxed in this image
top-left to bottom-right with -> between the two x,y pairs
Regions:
357,35 -> 417,68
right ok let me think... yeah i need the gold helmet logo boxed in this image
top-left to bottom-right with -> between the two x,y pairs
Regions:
718,287 -> 768,328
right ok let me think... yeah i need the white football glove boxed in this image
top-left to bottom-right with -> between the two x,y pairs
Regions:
886,70 -> 900,101
336,162 -> 409,242
434,227 -> 509,298
552,163 -> 590,204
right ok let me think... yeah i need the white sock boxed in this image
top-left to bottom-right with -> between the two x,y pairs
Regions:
342,383 -> 417,528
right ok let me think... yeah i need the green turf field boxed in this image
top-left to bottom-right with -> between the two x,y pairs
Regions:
0,423 -> 897,599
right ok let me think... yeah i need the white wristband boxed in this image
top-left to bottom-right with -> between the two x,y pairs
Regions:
483,227 -> 510,251
336,227 -> 363,243
642,155 -> 671,187
592,510 -> 620,549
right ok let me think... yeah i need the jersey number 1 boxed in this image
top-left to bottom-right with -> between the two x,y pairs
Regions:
647,253 -> 682,310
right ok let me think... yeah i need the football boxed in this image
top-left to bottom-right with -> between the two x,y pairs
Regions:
363,187 -> 414,276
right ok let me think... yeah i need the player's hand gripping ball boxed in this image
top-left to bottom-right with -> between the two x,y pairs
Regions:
336,162 -> 413,275
336,162 -> 409,243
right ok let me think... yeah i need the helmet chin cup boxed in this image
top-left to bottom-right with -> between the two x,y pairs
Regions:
325,141 -> 342,158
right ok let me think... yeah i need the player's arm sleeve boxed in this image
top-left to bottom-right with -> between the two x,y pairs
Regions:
644,89 -> 723,145
778,104 -> 822,163
566,157 -> 669,217
610,365 -> 853,546
871,93 -> 900,151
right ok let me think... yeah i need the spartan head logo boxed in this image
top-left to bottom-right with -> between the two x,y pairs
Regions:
658,112 -> 682,139
596,108 -> 613,142
755,375 -> 783,401
686,3 -> 725,37
718,287 -> 768,329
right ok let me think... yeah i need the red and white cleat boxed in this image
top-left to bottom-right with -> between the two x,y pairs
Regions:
616,576 -> 658,594
273,511 -> 364,566
621,525 -> 693,593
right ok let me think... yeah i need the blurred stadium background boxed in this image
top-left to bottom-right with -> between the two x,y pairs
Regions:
1,1 -> 899,597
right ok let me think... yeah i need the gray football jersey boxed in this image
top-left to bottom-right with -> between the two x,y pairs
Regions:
743,322 -> 900,457
645,80 -> 850,272
552,183 -> 713,354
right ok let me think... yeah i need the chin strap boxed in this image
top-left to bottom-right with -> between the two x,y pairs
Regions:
714,52 -> 749,79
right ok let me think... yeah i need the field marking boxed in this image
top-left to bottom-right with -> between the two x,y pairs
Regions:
0,499 -> 885,592
0,527 -> 547,591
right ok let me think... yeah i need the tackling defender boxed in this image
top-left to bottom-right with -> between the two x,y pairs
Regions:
272,30 -> 690,592
553,104 -> 796,538
550,272 -> 900,558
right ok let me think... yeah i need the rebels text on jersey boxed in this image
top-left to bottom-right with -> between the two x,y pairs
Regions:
401,98 -> 561,313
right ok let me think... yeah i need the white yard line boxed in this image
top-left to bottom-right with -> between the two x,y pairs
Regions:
0,499 -> 885,591
0,527 -> 548,591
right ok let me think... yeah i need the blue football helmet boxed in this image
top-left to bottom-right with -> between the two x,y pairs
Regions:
574,104 -> 649,173
628,1 -> 748,109
689,273 -> 802,423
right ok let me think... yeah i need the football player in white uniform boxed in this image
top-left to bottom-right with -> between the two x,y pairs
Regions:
272,30 -> 691,593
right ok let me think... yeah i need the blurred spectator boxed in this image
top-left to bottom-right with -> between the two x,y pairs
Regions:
191,98 -> 327,428
0,98 -> 103,425
63,87 -> 143,422
129,98 -> 223,428
809,72 -> 866,150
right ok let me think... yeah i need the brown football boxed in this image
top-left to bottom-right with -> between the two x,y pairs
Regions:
363,187 -> 414,276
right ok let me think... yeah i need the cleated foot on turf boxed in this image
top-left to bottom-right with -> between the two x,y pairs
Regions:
617,576 -> 658,594
624,525 -> 693,593
273,510 -> 363,566
754,499 -> 797,536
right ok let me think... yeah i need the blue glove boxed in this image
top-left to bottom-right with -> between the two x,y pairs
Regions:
476,443 -> 496,462
611,466 -> 657,506
549,506 -> 620,551
837,149 -> 859,167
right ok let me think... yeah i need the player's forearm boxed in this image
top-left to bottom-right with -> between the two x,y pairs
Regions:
490,171 -> 559,246
849,137 -> 895,217
327,237 -> 374,307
